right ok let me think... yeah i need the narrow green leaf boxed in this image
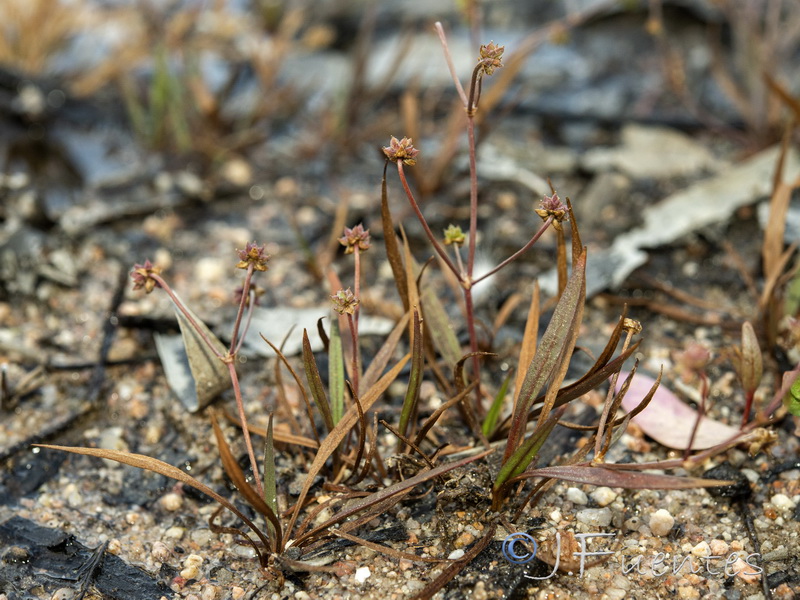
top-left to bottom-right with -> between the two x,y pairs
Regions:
784,371 -> 800,416
482,372 -> 512,438
302,329 -> 334,434
398,310 -> 424,441
328,317 -> 345,424
504,251 -> 586,461
494,408 -> 561,491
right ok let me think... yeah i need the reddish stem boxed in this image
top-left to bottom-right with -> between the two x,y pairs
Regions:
150,274 -> 223,360
396,162 -> 461,278
347,313 -> 360,396
471,217 -> 554,286
741,390 -> 755,428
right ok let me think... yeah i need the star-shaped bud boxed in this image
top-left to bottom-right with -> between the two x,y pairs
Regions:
534,193 -> 569,230
236,242 -> 270,271
383,136 -> 419,166
130,260 -> 162,294
443,224 -> 466,246
331,288 -> 359,315
338,224 -> 371,254
478,42 -> 504,76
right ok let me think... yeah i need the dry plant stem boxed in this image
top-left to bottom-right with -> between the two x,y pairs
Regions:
593,327 -> 635,462
684,373 -> 709,461
434,22 -> 468,106
346,313 -> 359,397
150,271 -> 264,499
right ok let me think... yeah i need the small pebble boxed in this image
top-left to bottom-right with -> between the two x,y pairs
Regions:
709,539 -> 729,556
576,507 -> 612,527
677,584 -> 699,600
649,509 -> 675,536
454,532 -> 475,548
354,566 -> 371,583
732,557 -> 761,584
165,526 -> 185,539
160,492 -> 183,512
107,539 -> 122,555
183,554 -> 204,568
549,509 -> 562,522
151,541 -> 171,562
471,581 -> 488,600
771,493 -> 796,511
231,587 -> 245,600
201,586 -> 218,600
691,541 -> 711,557
448,549 -> 465,560
566,487 -> 588,505
590,487 -> 617,507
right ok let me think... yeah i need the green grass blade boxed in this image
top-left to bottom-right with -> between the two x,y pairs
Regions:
482,371 -> 512,438
398,309 -> 423,442
302,329 -> 334,434
494,408 -> 561,492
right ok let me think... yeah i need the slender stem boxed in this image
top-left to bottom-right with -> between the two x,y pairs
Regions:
684,372 -> 709,460
453,244 -> 465,278
434,22 -> 468,106
472,217 -> 554,286
352,247 -> 362,394
741,390 -> 755,428
347,313 -> 360,396
354,246 -> 361,333
233,289 -> 256,356
230,264 -> 254,354
396,162 -> 461,279
466,111 -> 479,276
150,274 -> 223,360
227,360 -> 265,499
464,287 -> 483,413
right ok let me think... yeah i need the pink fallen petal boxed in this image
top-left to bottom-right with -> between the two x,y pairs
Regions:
616,372 -> 740,450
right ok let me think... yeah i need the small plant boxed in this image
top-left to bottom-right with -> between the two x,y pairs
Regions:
42,243 -> 489,575
36,18 -> 799,599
